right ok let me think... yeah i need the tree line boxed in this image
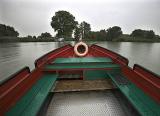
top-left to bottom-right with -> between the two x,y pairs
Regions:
50,10 -> 159,41
0,10 -> 159,42
0,24 -> 19,37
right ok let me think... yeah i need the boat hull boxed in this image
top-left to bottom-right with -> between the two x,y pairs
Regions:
0,44 -> 159,116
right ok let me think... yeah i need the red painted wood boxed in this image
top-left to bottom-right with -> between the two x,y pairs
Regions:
0,67 -> 30,94
133,64 -> 160,88
35,45 -> 73,67
121,65 -> 160,103
91,45 -> 117,58
48,48 -> 74,61
1,43 -> 159,115
0,68 -> 43,115
90,45 -> 129,65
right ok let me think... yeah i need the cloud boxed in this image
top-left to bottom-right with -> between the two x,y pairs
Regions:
1,0 -> 160,36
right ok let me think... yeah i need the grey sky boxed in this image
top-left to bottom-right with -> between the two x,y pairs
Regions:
0,0 -> 160,36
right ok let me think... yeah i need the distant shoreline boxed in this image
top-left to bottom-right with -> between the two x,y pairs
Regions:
0,36 -> 160,43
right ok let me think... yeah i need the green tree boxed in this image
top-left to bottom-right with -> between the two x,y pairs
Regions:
27,35 -> 33,39
145,30 -> 155,39
106,26 -> 122,40
131,29 -> 143,37
99,29 -> 107,40
74,26 -> 81,41
86,30 -> 107,41
0,24 -> 6,36
80,21 -> 91,39
131,29 -> 155,39
0,24 -> 19,37
51,10 -> 77,38
40,32 -> 52,38
33,36 -> 36,39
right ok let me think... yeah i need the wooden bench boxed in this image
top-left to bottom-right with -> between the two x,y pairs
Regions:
45,63 -> 120,70
51,57 -> 113,64
45,57 -> 120,80
108,72 -> 160,116
6,74 -> 57,116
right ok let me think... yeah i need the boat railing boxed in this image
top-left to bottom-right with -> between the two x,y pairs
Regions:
0,66 -> 30,114
115,56 -> 129,66
0,66 -> 44,114
133,64 -> 160,88
91,44 -> 129,65
133,64 -> 160,103
122,64 -> 160,103
35,44 -> 72,67
0,66 -> 30,86
133,64 -> 160,79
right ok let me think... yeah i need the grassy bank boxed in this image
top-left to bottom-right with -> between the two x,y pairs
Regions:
83,34 -> 160,42
112,34 -> 160,42
0,37 -> 55,42
0,35 -> 160,42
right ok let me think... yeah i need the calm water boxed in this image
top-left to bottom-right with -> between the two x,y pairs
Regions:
0,42 -> 160,82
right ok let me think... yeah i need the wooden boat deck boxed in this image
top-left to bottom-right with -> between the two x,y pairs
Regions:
52,79 -> 116,92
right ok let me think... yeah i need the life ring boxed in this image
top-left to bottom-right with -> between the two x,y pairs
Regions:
74,42 -> 88,57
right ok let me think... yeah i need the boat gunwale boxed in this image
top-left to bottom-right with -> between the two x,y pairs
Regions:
91,44 -> 129,65
1,43 -> 160,115
0,66 -> 30,85
34,44 -> 72,68
133,64 -> 160,77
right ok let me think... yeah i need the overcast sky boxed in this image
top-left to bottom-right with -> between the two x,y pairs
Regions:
0,0 -> 160,36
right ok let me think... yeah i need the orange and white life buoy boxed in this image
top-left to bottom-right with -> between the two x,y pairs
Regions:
74,42 -> 88,57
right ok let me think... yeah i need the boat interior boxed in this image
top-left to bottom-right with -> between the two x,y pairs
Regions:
0,44 -> 160,116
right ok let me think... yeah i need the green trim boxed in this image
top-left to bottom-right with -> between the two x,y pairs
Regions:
108,72 -> 160,116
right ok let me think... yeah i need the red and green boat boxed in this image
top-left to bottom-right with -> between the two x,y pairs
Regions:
0,42 -> 160,116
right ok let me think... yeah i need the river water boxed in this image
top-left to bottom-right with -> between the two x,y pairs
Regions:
0,42 -> 160,82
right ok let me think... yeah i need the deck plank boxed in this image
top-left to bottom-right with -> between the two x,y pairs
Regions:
52,79 -> 116,92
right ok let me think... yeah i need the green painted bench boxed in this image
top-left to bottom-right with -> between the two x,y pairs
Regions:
6,74 -> 57,116
108,72 -> 160,116
84,70 -> 110,80
52,57 -> 113,64
45,63 -> 120,70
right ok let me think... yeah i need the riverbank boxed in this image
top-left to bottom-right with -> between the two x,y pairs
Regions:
0,37 -> 55,42
0,35 -> 160,42
112,34 -> 160,42
84,34 -> 160,42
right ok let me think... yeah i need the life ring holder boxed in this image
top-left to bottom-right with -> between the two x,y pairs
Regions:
74,42 -> 88,57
